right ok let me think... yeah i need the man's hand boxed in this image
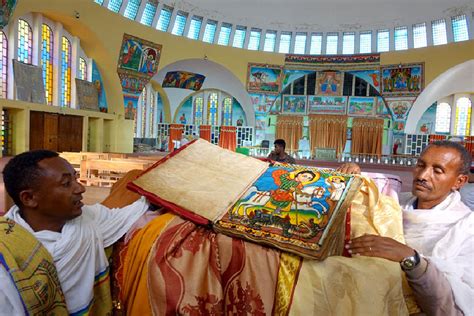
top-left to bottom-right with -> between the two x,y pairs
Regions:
336,163 -> 361,175
347,234 -> 415,262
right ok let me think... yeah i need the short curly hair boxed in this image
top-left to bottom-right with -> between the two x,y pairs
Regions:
3,150 -> 59,207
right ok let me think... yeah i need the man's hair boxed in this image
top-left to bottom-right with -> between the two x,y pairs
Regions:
423,141 -> 472,175
3,150 -> 59,206
274,139 -> 286,149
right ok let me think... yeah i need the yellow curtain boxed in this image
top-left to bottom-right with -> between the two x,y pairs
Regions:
276,115 -> 303,152
351,118 -> 384,156
218,126 -> 237,151
308,115 -> 348,157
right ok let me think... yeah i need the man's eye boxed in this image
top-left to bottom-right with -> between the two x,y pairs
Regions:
62,181 -> 70,187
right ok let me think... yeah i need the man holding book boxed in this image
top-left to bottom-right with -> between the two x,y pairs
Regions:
339,140 -> 473,315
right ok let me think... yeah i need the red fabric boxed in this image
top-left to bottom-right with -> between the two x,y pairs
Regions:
168,124 -> 184,152
199,125 -> 212,142
218,126 -> 237,151
463,136 -> 473,157
429,134 -> 447,143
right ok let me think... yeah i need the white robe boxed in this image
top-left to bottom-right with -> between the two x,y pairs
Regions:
400,191 -> 474,315
4,197 -> 149,314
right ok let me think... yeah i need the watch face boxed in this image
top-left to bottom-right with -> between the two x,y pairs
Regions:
402,258 -> 415,270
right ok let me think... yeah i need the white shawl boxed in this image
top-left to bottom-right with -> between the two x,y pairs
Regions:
5,197 -> 149,314
400,191 -> 474,315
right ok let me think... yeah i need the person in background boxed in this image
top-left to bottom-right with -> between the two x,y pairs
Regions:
459,169 -> 474,210
267,139 -> 296,164
339,141 -> 473,315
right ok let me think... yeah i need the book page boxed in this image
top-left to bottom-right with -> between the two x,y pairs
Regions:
131,139 -> 268,221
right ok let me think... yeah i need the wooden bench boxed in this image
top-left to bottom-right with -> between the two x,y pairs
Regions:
80,159 -> 153,187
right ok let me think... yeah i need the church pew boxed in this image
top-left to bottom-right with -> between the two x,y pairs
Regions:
80,159 -> 153,187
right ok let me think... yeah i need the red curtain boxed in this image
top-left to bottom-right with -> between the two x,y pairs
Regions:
168,124 -> 184,152
199,125 -> 212,142
218,126 -> 237,151
464,136 -> 473,157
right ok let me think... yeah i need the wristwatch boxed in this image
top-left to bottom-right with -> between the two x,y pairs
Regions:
400,250 -> 421,271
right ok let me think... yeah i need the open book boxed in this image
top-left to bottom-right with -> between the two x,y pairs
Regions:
128,139 -> 362,259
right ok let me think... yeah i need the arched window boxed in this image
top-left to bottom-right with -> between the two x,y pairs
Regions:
78,57 -> 87,80
207,92 -> 218,125
193,96 -> 203,125
140,86 -> 147,137
0,31 -> 7,98
41,24 -> 54,105
454,97 -> 472,136
18,19 -> 33,64
435,102 -> 451,133
149,90 -> 156,137
222,97 -> 232,126
60,36 -> 72,107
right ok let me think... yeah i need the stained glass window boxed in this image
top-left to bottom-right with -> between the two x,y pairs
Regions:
217,23 -> 232,46
342,32 -> 355,54
156,6 -> 172,32
124,0 -> 141,20
193,96 -> 203,125
432,19 -> 447,46
60,36 -> 72,107
149,90 -> 155,136
232,26 -> 246,48
0,31 -> 7,99
452,15 -> 469,42
140,1 -> 157,26
294,32 -> 307,54
79,58 -> 87,80
413,23 -> 427,48
394,26 -> 408,50
435,102 -> 451,133
18,19 -> 33,64
171,11 -> 187,36
309,33 -> 322,55
454,97 -> 472,136
202,20 -> 217,43
279,32 -> 291,53
263,30 -> 276,52
141,86 -> 147,137
187,16 -> 202,40
326,33 -> 338,54
247,29 -> 261,50
208,92 -> 218,125
41,24 -> 54,105
108,0 -> 123,13
377,29 -> 389,52
222,97 -> 232,126
359,31 -> 372,53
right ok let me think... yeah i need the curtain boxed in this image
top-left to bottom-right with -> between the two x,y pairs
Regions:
199,125 -> 212,142
218,126 -> 237,151
464,136 -> 473,156
168,124 -> 183,152
351,118 -> 384,156
308,115 -> 348,157
275,115 -> 303,152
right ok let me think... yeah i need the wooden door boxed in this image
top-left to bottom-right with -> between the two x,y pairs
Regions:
58,115 -> 83,152
29,111 -> 45,150
43,113 -> 59,151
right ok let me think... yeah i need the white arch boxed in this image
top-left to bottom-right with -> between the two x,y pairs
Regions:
405,59 -> 474,133
154,59 -> 255,126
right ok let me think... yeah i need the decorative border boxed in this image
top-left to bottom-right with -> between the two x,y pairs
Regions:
285,53 -> 380,64
246,63 -> 283,94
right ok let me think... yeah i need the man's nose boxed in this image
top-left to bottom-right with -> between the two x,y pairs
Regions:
417,167 -> 431,180
74,180 -> 86,194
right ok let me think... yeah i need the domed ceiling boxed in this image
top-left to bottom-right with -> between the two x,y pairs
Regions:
161,0 -> 474,32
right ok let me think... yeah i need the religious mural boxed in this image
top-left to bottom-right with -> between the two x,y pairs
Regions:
282,95 -> 307,114
162,71 -> 205,91
316,71 -> 343,96
91,61 -> 108,112
117,33 -> 162,120
381,63 -> 423,97
348,69 -> 380,92
348,97 -> 376,116
0,0 -> 17,28
386,98 -> 415,120
247,63 -> 282,94
308,96 -> 347,115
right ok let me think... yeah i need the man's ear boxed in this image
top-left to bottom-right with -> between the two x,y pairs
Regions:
18,189 -> 39,208
453,174 -> 468,190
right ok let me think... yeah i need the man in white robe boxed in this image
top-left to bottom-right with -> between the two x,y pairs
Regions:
340,141 -> 473,315
1,150 -> 150,315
